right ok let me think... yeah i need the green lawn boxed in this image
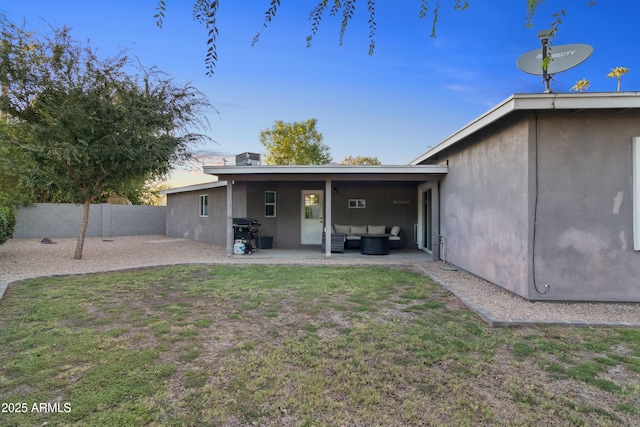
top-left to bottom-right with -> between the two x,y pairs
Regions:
0,265 -> 638,426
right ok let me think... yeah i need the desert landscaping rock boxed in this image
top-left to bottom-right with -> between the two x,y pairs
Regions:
1,235 -> 639,326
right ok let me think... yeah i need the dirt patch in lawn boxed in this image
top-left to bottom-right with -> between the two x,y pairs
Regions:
2,264 -> 638,426
106,267 -> 639,425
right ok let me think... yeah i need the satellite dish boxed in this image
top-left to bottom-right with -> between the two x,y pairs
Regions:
517,43 -> 593,75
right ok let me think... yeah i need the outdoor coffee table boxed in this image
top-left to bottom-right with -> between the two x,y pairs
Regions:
360,234 -> 390,255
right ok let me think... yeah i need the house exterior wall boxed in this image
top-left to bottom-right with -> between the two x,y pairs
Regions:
244,181 -> 324,248
425,108 -> 640,302
434,117 -> 532,297
240,181 -> 418,249
165,184 -> 247,245
533,110 -> 640,301
167,181 -> 421,249
329,181 -> 418,249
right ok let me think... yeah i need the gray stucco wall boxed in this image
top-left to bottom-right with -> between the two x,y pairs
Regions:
245,181 -> 315,248
166,184 -> 247,246
165,184 -> 247,245
427,109 -> 640,302
165,190 -> 208,242
166,181 -> 420,249
436,117 -> 532,297
13,203 -> 166,238
244,181 -> 419,249
533,110 -> 640,302
329,181 -> 418,249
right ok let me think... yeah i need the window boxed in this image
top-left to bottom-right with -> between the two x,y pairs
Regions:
199,194 -> 208,217
304,193 -> 321,219
265,191 -> 276,217
348,199 -> 366,208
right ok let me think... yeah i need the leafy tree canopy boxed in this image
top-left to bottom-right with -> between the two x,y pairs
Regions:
0,122 -> 21,244
0,121 -> 32,206
0,204 -> 15,245
0,16 -> 212,258
3,120 -> 160,205
260,118 -> 332,165
339,155 -> 381,165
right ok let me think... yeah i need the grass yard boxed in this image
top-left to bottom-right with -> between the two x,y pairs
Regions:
0,264 -> 639,426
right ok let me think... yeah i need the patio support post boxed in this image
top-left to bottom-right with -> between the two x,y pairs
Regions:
226,180 -> 233,257
325,179 -> 332,258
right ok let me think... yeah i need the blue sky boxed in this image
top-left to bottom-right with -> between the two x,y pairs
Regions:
3,1 -> 639,171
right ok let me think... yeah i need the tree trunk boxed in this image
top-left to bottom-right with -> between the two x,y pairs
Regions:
73,199 -> 92,259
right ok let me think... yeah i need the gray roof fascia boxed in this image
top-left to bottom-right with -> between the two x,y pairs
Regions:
159,180 -> 227,195
202,164 -> 447,176
410,92 -> 640,165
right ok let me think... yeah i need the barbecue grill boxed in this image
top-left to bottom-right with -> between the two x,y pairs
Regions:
232,217 -> 260,254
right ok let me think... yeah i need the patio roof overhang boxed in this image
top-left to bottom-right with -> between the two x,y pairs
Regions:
202,164 -> 448,182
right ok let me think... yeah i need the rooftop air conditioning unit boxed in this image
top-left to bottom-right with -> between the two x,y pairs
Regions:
236,152 -> 261,166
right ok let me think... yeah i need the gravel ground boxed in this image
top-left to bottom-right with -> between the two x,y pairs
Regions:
2,235 -> 639,327
422,263 -> 640,327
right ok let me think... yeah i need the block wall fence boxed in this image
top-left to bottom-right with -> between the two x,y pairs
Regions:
13,203 -> 166,239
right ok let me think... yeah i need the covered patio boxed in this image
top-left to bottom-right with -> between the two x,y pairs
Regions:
202,164 -> 447,258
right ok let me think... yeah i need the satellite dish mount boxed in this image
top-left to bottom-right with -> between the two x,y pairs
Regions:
516,31 -> 593,93
538,29 -> 554,93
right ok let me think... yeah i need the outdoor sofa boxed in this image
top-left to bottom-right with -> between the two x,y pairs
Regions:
332,224 -> 403,249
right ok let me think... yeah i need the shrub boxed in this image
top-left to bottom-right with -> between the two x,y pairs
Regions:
0,205 -> 16,245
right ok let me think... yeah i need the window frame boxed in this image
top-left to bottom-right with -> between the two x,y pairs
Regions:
265,191 -> 276,217
348,199 -> 366,209
199,194 -> 209,217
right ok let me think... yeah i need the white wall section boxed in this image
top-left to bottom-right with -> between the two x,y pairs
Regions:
633,137 -> 640,251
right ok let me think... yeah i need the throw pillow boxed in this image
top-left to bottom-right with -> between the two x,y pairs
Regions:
351,225 -> 368,234
368,225 -> 386,234
390,226 -> 400,236
334,224 -> 351,234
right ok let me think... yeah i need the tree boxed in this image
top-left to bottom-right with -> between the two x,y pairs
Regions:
570,78 -> 590,93
260,118 -> 332,165
340,155 -> 381,165
142,181 -> 172,206
0,125 -> 15,245
0,204 -> 15,245
0,122 -> 30,205
0,121 -> 31,243
154,1 -> 596,76
606,66 -> 629,92
0,17 -> 212,259
115,175 -> 171,206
